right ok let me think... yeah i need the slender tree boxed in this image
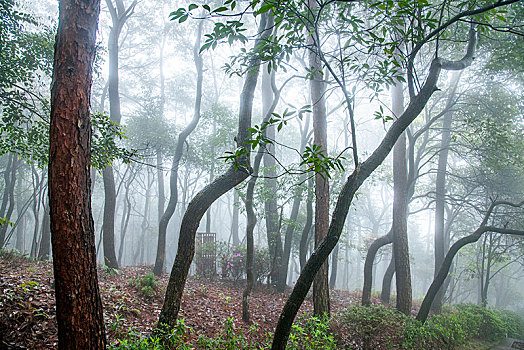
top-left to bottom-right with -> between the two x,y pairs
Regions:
102,0 -> 137,269
157,13 -> 271,329
153,20 -> 204,276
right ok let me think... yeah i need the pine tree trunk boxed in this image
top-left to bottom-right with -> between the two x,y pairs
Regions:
48,0 -> 106,347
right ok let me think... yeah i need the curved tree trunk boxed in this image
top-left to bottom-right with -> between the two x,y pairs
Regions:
381,253 -> 395,304
48,0 -> 106,346
102,0 -> 137,269
417,217 -> 524,323
271,58 -> 443,350
243,63 -> 283,322
361,229 -> 392,305
153,21 -> 204,276
157,14 -> 271,329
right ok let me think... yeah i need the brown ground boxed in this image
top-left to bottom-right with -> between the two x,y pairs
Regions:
0,254 -> 363,349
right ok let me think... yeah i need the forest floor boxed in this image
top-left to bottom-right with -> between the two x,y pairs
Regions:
1,253 -> 508,350
0,253 -> 367,349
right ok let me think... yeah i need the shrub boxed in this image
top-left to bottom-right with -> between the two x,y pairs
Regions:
288,314 -> 337,350
110,319 -> 193,350
218,244 -> 271,283
455,304 -> 506,341
129,273 -> 158,299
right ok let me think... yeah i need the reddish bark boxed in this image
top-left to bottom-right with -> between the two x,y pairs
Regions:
48,0 -> 105,348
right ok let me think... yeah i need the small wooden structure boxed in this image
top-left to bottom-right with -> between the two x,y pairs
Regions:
195,232 -> 216,277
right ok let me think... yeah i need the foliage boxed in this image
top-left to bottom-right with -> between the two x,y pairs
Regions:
454,304 -> 524,341
0,1 -> 133,168
196,317 -> 257,349
218,244 -> 271,283
128,273 -> 159,299
110,320 -> 194,350
334,304 -> 524,349
288,314 -> 337,350
0,248 -> 26,262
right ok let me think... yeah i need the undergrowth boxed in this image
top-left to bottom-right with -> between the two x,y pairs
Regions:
110,303 -> 523,349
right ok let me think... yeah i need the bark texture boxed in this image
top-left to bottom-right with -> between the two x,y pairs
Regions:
48,0 -> 106,347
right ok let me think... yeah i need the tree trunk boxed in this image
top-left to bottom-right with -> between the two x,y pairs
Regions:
329,244 -> 339,289
361,229 -> 392,305
157,152 -> 165,226
299,176 -> 314,271
262,69 -> 283,287
153,21 -> 203,276
15,166 -> 26,252
117,167 -> 133,265
391,82 -> 411,315
48,0 -> 106,347
271,58 -> 443,350
243,65 -> 284,320
432,72 -> 461,312
30,166 -> 43,258
231,190 -> 240,246
278,116 -> 309,291
309,0 -> 330,315
102,0 -> 137,269
157,14 -> 270,330
0,154 -> 17,248
417,221 -> 524,323
38,197 -> 51,260
381,254 -> 395,304
102,166 -> 118,268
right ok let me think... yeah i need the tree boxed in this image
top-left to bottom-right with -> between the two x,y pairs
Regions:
391,81 -> 411,315
48,0 -> 105,347
417,200 -> 524,323
309,0 -> 330,315
102,0 -> 137,269
166,1 -> 520,347
156,13 -> 272,329
431,71 -> 462,313
153,20 -> 204,276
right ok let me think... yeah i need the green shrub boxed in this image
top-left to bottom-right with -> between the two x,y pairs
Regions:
288,314 -> 337,350
129,273 -> 158,299
335,305 -> 408,348
455,304 -> 506,341
110,320 -> 193,350
196,317 -> 257,349
497,309 -> 524,339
